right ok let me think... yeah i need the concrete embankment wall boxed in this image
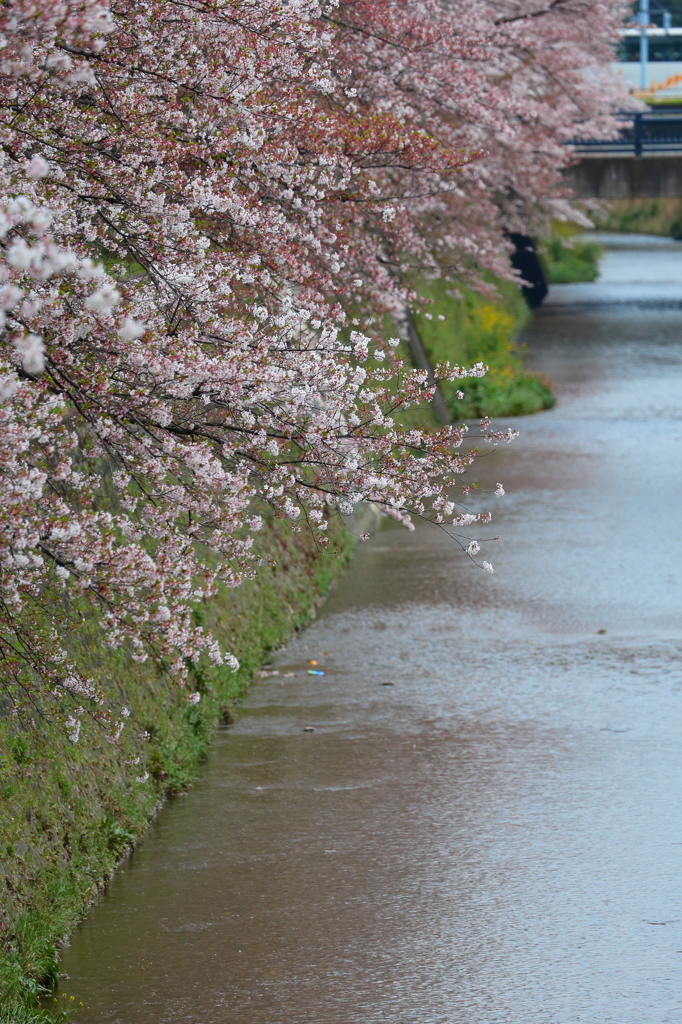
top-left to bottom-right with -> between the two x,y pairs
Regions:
566,155 -> 682,200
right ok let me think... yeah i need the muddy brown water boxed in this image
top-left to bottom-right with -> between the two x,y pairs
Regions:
61,235 -> 682,1023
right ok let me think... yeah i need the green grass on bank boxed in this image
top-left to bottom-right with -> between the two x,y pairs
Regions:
594,197 -> 682,239
642,98 -> 682,107
541,234 -> 603,284
412,275 -> 555,419
536,219 -> 603,285
0,1009 -> 68,1024
0,514 -> 356,1022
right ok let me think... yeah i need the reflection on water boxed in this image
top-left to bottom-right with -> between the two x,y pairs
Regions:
62,236 -> 682,1023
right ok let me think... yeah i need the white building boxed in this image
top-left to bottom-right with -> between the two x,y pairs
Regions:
617,27 -> 682,97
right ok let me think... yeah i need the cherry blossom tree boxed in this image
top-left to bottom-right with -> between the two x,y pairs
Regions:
0,0 -> 625,727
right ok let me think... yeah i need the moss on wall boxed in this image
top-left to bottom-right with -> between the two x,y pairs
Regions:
0,514 -> 356,1021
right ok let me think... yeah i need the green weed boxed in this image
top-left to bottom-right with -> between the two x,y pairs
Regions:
412,275 -> 554,418
543,235 -> 602,284
594,197 -> 682,240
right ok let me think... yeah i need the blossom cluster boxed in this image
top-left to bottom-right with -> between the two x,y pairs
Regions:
0,0 -> 625,729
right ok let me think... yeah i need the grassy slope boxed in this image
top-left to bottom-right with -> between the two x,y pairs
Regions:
594,197 -> 682,239
412,276 -> 555,419
535,219 -> 604,285
0,514 -> 356,1021
541,236 -> 603,284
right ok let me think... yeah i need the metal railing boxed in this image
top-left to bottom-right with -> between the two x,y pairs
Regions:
573,110 -> 682,156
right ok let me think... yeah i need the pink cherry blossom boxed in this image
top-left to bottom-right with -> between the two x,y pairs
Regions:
0,0 -> 626,728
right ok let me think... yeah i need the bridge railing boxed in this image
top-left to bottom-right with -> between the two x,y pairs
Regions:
573,110 -> 682,156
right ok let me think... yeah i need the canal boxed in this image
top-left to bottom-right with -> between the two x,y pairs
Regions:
61,234 -> 682,1023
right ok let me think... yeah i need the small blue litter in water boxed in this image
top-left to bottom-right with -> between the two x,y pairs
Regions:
308,670 -> 325,676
